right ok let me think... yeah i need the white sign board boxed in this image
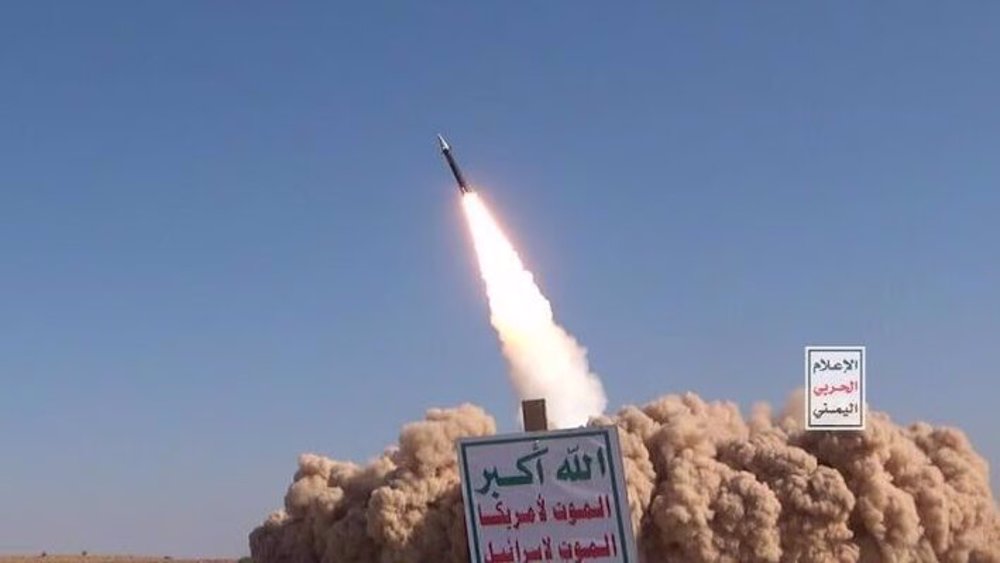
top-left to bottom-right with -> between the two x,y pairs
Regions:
457,426 -> 638,563
805,346 -> 865,430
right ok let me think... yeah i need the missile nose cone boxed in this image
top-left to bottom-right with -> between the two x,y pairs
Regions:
437,134 -> 450,151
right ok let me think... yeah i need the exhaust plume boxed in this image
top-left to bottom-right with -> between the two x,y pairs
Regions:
460,192 -> 606,428
250,391 -> 1000,563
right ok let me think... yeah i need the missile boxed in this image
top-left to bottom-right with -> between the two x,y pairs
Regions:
437,134 -> 472,194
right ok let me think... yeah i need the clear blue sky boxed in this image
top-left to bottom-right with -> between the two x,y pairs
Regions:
2,2 -> 998,557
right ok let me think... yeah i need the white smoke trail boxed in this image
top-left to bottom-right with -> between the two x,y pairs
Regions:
460,192 -> 606,428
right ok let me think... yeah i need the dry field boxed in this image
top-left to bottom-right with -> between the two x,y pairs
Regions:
0,557 -> 236,563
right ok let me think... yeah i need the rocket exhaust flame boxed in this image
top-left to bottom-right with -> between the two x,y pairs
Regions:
460,192 -> 607,429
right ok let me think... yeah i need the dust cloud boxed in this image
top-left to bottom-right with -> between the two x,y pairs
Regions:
249,392 -> 1000,562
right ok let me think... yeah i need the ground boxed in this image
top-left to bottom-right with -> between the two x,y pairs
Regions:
0,557 -> 237,563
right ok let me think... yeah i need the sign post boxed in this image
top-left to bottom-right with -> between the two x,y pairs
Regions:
521,399 -> 548,432
805,346 -> 865,430
458,425 -> 638,563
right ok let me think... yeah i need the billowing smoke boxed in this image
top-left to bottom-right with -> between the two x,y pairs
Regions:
250,392 -> 1000,562
460,192 -> 606,428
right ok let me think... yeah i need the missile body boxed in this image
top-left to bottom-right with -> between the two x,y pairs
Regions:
437,134 -> 472,194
